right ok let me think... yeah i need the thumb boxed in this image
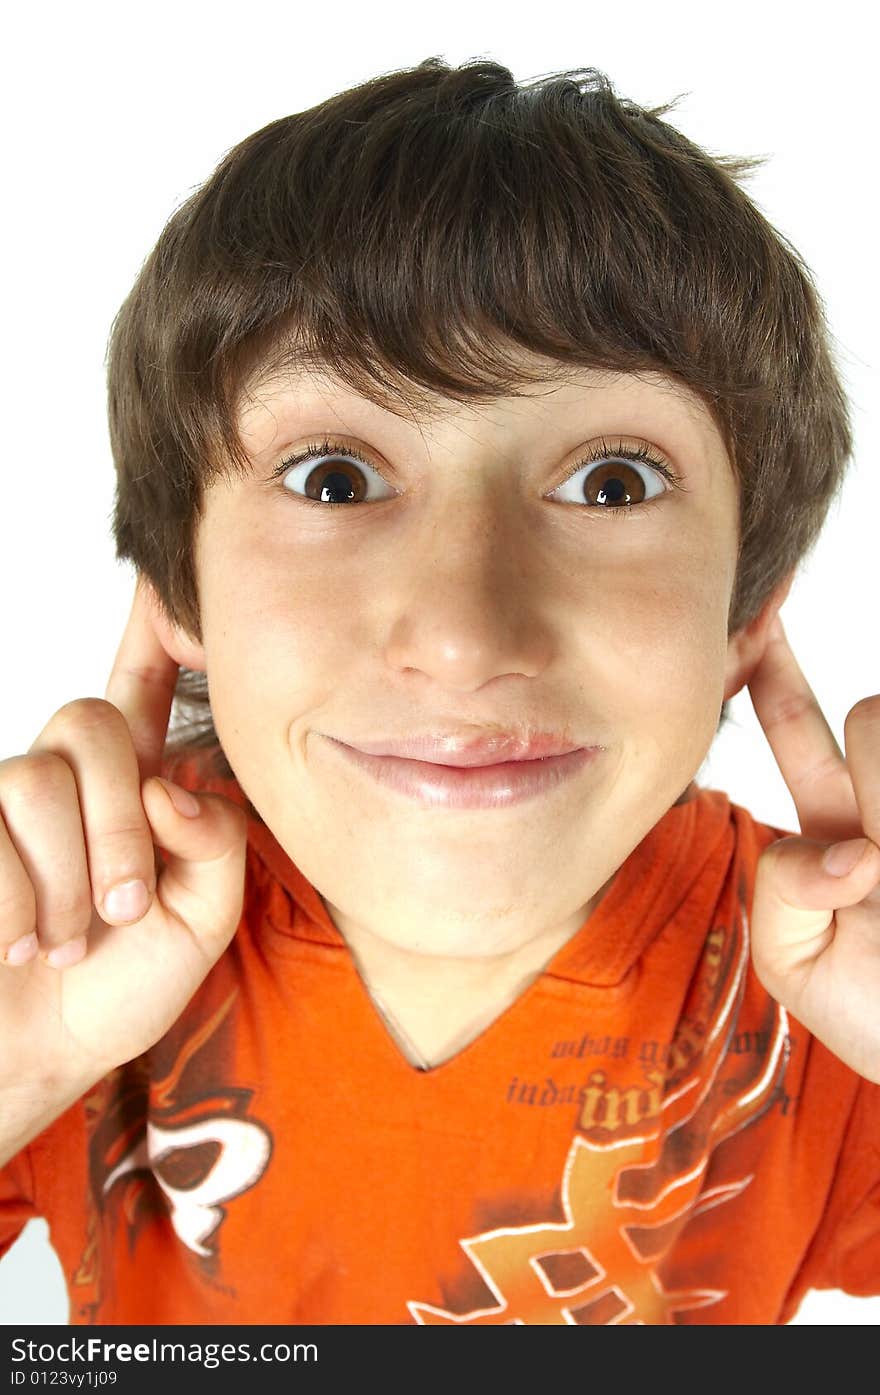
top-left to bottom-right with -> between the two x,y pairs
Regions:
750,832 -> 880,990
141,776 -> 249,958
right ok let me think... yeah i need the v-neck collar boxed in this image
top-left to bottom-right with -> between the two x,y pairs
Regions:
162,756 -> 734,1075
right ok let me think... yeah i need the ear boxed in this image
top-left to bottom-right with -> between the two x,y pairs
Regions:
140,576 -> 207,674
723,572 -> 796,701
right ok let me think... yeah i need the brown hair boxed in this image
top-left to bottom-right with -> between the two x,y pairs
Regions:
105,56 -> 854,803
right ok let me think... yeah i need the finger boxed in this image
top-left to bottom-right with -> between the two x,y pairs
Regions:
104,576 -> 180,783
750,832 -> 880,989
140,779 -> 248,958
0,799 -> 39,965
747,616 -> 857,842
0,753 -> 94,958
29,699 -> 159,930
843,695 -> 880,849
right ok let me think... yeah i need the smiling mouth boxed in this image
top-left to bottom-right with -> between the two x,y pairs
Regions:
322,736 -> 600,810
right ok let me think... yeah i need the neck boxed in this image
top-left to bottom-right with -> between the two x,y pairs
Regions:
319,783 -> 697,1066
321,873 -> 618,1068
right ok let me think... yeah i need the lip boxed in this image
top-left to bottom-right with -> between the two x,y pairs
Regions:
322,737 -> 600,810
337,733 -> 585,766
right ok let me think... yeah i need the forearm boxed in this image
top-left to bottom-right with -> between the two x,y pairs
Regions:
0,1072 -> 98,1172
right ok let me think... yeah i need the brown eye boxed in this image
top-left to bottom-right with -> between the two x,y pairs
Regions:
549,450 -> 671,513
583,461 -> 649,507
302,458 -> 369,505
276,441 -> 394,508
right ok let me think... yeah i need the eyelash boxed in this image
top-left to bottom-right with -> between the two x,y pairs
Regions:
271,434 -> 684,520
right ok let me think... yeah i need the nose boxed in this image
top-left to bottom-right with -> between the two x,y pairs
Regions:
382,494 -> 557,691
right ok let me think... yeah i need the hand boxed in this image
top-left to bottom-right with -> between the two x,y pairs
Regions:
747,614 -> 880,1081
0,576 -> 248,1106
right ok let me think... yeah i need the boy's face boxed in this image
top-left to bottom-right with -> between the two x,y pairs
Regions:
160,353 -> 775,962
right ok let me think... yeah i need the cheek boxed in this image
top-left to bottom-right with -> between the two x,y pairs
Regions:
596,552 -> 729,725
198,550 -> 361,734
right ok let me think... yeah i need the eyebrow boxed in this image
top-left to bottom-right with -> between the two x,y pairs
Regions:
242,346 -> 722,463
242,347 -> 447,424
242,341 -> 680,425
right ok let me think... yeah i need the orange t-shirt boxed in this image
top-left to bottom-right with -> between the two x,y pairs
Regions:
2,774 -> 879,1325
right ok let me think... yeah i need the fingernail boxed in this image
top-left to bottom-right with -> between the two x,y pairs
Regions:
158,780 -> 201,818
4,932 -> 38,967
103,879 -> 150,924
45,936 -> 87,969
822,839 -> 868,877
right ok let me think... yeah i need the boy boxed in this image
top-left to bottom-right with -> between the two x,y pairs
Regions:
1,56 -> 878,1325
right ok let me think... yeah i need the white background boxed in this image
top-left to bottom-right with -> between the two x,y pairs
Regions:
0,0 -> 877,1326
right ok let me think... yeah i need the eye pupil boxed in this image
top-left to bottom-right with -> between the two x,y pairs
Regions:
597,477 -> 627,505
320,472 -> 356,504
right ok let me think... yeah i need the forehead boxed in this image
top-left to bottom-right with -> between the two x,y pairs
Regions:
236,348 -> 729,465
